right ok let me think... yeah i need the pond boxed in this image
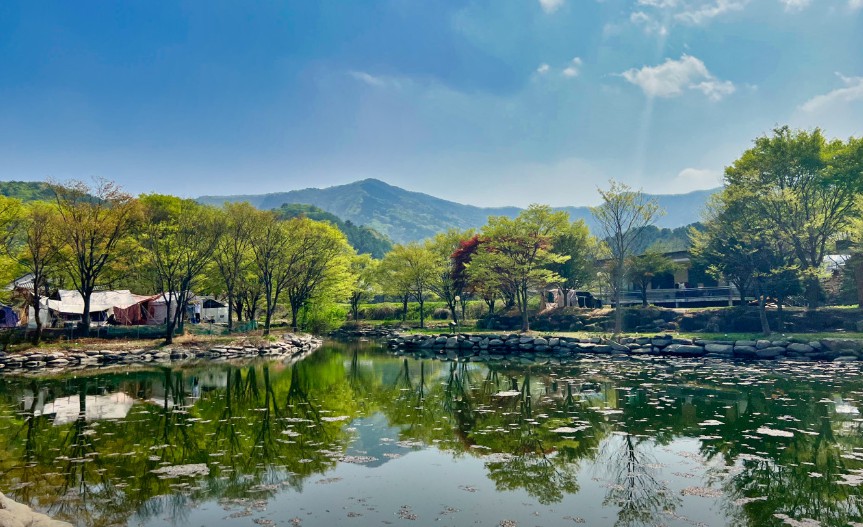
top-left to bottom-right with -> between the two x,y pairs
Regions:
0,339 -> 862,527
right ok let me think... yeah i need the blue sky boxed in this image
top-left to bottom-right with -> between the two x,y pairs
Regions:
1,0 -> 861,206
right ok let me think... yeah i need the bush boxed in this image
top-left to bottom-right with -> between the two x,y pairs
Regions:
432,308 -> 450,320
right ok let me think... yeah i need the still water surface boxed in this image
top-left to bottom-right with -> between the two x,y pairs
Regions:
1,340 -> 862,527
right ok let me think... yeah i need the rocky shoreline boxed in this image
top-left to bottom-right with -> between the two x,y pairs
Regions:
0,491 -> 71,527
0,334 -> 323,374
389,333 -> 863,362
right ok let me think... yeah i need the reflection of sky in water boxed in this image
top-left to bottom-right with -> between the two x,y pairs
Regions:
0,341 -> 862,527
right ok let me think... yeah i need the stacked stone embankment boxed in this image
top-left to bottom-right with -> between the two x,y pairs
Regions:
389,333 -> 863,362
0,334 -> 322,374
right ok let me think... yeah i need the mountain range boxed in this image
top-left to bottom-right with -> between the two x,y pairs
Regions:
199,178 -> 718,243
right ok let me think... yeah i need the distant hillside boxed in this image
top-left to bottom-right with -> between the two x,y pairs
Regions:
560,189 -> 716,233
274,203 -> 393,258
199,178 -> 719,243
0,181 -> 55,202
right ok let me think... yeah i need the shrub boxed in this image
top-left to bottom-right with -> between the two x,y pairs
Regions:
432,308 -> 450,320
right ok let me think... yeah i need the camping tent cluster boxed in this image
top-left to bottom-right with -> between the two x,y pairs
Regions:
21,290 -> 228,329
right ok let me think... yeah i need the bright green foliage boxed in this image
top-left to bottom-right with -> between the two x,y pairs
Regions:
348,254 -> 379,321
426,229 -> 475,323
690,195 -> 756,303
470,204 -> 570,332
724,126 -> 863,309
139,194 -> 223,343
283,217 -> 355,331
548,220 -> 599,307
0,181 -> 56,203
51,179 -> 139,333
377,247 -> 418,321
626,248 -> 678,307
274,203 -> 392,258
8,201 -> 61,342
0,195 -> 23,303
381,243 -> 437,328
591,181 -> 663,334
213,202 -> 257,330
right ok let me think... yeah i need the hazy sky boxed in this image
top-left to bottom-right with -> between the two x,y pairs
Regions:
1,0 -> 861,206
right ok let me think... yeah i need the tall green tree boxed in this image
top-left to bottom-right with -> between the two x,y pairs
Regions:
213,202 -> 257,331
9,202 -> 61,343
348,254 -> 378,322
548,220 -> 598,307
591,181 -> 663,334
426,229 -> 474,323
250,212 -> 297,335
725,127 -> 863,309
51,180 -> 138,334
626,248 -> 677,307
690,195 -> 754,304
139,195 -> 223,344
284,217 -> 354,331
385,243 -> 437,329
470,205 -> 569,332
377,247 -> 417,322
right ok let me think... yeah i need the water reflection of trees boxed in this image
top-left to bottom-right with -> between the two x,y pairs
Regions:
0,346 -> 862,526
600,432 -> 680,527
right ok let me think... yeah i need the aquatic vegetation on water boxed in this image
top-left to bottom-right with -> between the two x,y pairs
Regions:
0,340 -> 861,526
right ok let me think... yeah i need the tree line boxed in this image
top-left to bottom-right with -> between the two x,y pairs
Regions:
2,125 -> 861,341
0,181 -> 356,344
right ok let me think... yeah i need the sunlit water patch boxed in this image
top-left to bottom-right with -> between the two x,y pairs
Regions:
0,340 -> 862,526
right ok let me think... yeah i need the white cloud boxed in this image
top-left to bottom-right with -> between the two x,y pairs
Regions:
673,0 -> 747,25
348,71 -> 388,87
692,79 -> 736,101
537,63 -> 550,75
637,0 -> 679,7
630,11 -> 668,35
799,73 -> 863,113
779,0 -> 811,11
672,168 -> 723,193
538,0 -> 564,13
621,54 -> 734,100
562,57 -> 583,78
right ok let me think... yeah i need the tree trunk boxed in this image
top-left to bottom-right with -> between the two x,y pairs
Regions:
777,299 -> 784,332
227,289 -> 234,331
80,291 -> 92,337
291,302 -> 300,332
804,274 -> 821,311
418,295 -> 425,329
32,295 -> 42,345
854,256 -> 863,308
263,295 -> 272,336
164,297 -> 175,345
758,292 -> 771,336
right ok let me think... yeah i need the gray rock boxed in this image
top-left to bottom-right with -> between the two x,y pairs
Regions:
666,344 -> 706,356
834,355 -> 860,362
756,346 -> 786,359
